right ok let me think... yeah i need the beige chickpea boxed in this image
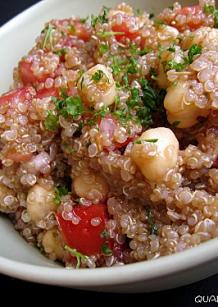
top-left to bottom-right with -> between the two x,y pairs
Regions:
42,227 -> 65,261
131,128 -> 179,182
164,81 -> 209,128
73,170 -> 109,202
77,64 -> 116,109
27,184 -> 56,224
157,25 -> 179,46
0,183 -> 17,213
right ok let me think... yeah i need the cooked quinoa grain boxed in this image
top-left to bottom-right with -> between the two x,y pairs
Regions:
0,1 -> 218,269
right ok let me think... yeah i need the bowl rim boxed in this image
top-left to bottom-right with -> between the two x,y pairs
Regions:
1,238 -> 218,286
0,0 -> 218,287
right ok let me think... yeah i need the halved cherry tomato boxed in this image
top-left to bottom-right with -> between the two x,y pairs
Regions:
178,5 -> 204,30
56,203 -> 108,255
0,87 -> 35,162
112,14 -> 139,42
0,87 -> 35,110
18,60 -> 49,85
36,87 -> 58,99
74,21 -> 91,42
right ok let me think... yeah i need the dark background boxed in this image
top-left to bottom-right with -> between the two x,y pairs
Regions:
0,1 -> 217,305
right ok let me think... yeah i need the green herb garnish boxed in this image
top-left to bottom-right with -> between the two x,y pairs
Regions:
42,24 -> 54,50
65,246 -> 88,269
99,43 -> 109,55
187,44 -> 202,63
54,186 -> 69,205
44,111 -> 59,131
80,16 -> 89,24
53,94 -> 83,119
97,31 -> 125,38
100,230 -> 110,239
168,46 -> 176,52
91,6 -> 109,27
146,207 -> 158,235
128,88 -> 140,108
54,48 -> 67,57
154,19 -> 165,26
172,120 -> 181,127
101,244 -> 113,256
145,139 -> 158,143
164,60 -> 186,72
91,70 -> 108,83
127,57 -> 138,74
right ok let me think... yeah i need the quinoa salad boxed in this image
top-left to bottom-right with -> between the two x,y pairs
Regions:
0,1 -> 218,269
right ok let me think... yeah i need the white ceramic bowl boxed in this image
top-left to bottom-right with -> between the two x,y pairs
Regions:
0,0 -> 217,293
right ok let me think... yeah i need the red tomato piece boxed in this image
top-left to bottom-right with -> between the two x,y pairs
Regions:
112,14 -> 139,42
36,87 -> 58,99
0,87 -> 35,163
177,5 -> 204,30
179,5 -> 202,15
56,203 -> 108,255
18,60 -> 49,85
74,21 -> 91,42
0,87 -> 35,110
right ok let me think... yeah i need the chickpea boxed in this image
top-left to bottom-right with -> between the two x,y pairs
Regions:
157,25 -> 179,46
27,184 -> 56,224
164,81 -> 209,128
77,64 -> 116,109
131,128 -> 179,182
73,170 -> 109,201
42,228 -> 65,261
0,183 -> 17,213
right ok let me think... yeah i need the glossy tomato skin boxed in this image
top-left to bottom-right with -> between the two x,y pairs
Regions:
111,13 -> 139,42
18,60 -> 49,85
0,87 -> 35,110
0,87 -> 35,162
56,203 -> 108,255
176,5 -> 204,31
36,87 -> 59,99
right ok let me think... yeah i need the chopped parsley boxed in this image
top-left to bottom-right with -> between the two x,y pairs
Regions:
91,6 -> 109,27
145,139 -> 158,143
127,88 -> 140,108
100,230 -> 110,239
53,94 -> 83,119
44,111 -> 59,131
164,60 -> 187,72
146,207 -> 158,235
42,24 -> 54,50
101,244 -> 113,256
54,186 -> 69,205
127,57 -> 138,74
154,19 -> 165,26
168,46 -> 176,52
99,43 -> 109,55
172,120 -> 181,127
96,31 -> 125,38
134,139 -> 158,144
80,16 -> 89,24
187,44 -> 202,63
65,245 -> 88,269
91,70 -> 109,83
203,5 -> 218,27
203,4 -> 215,14
54,48 -> 67,57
